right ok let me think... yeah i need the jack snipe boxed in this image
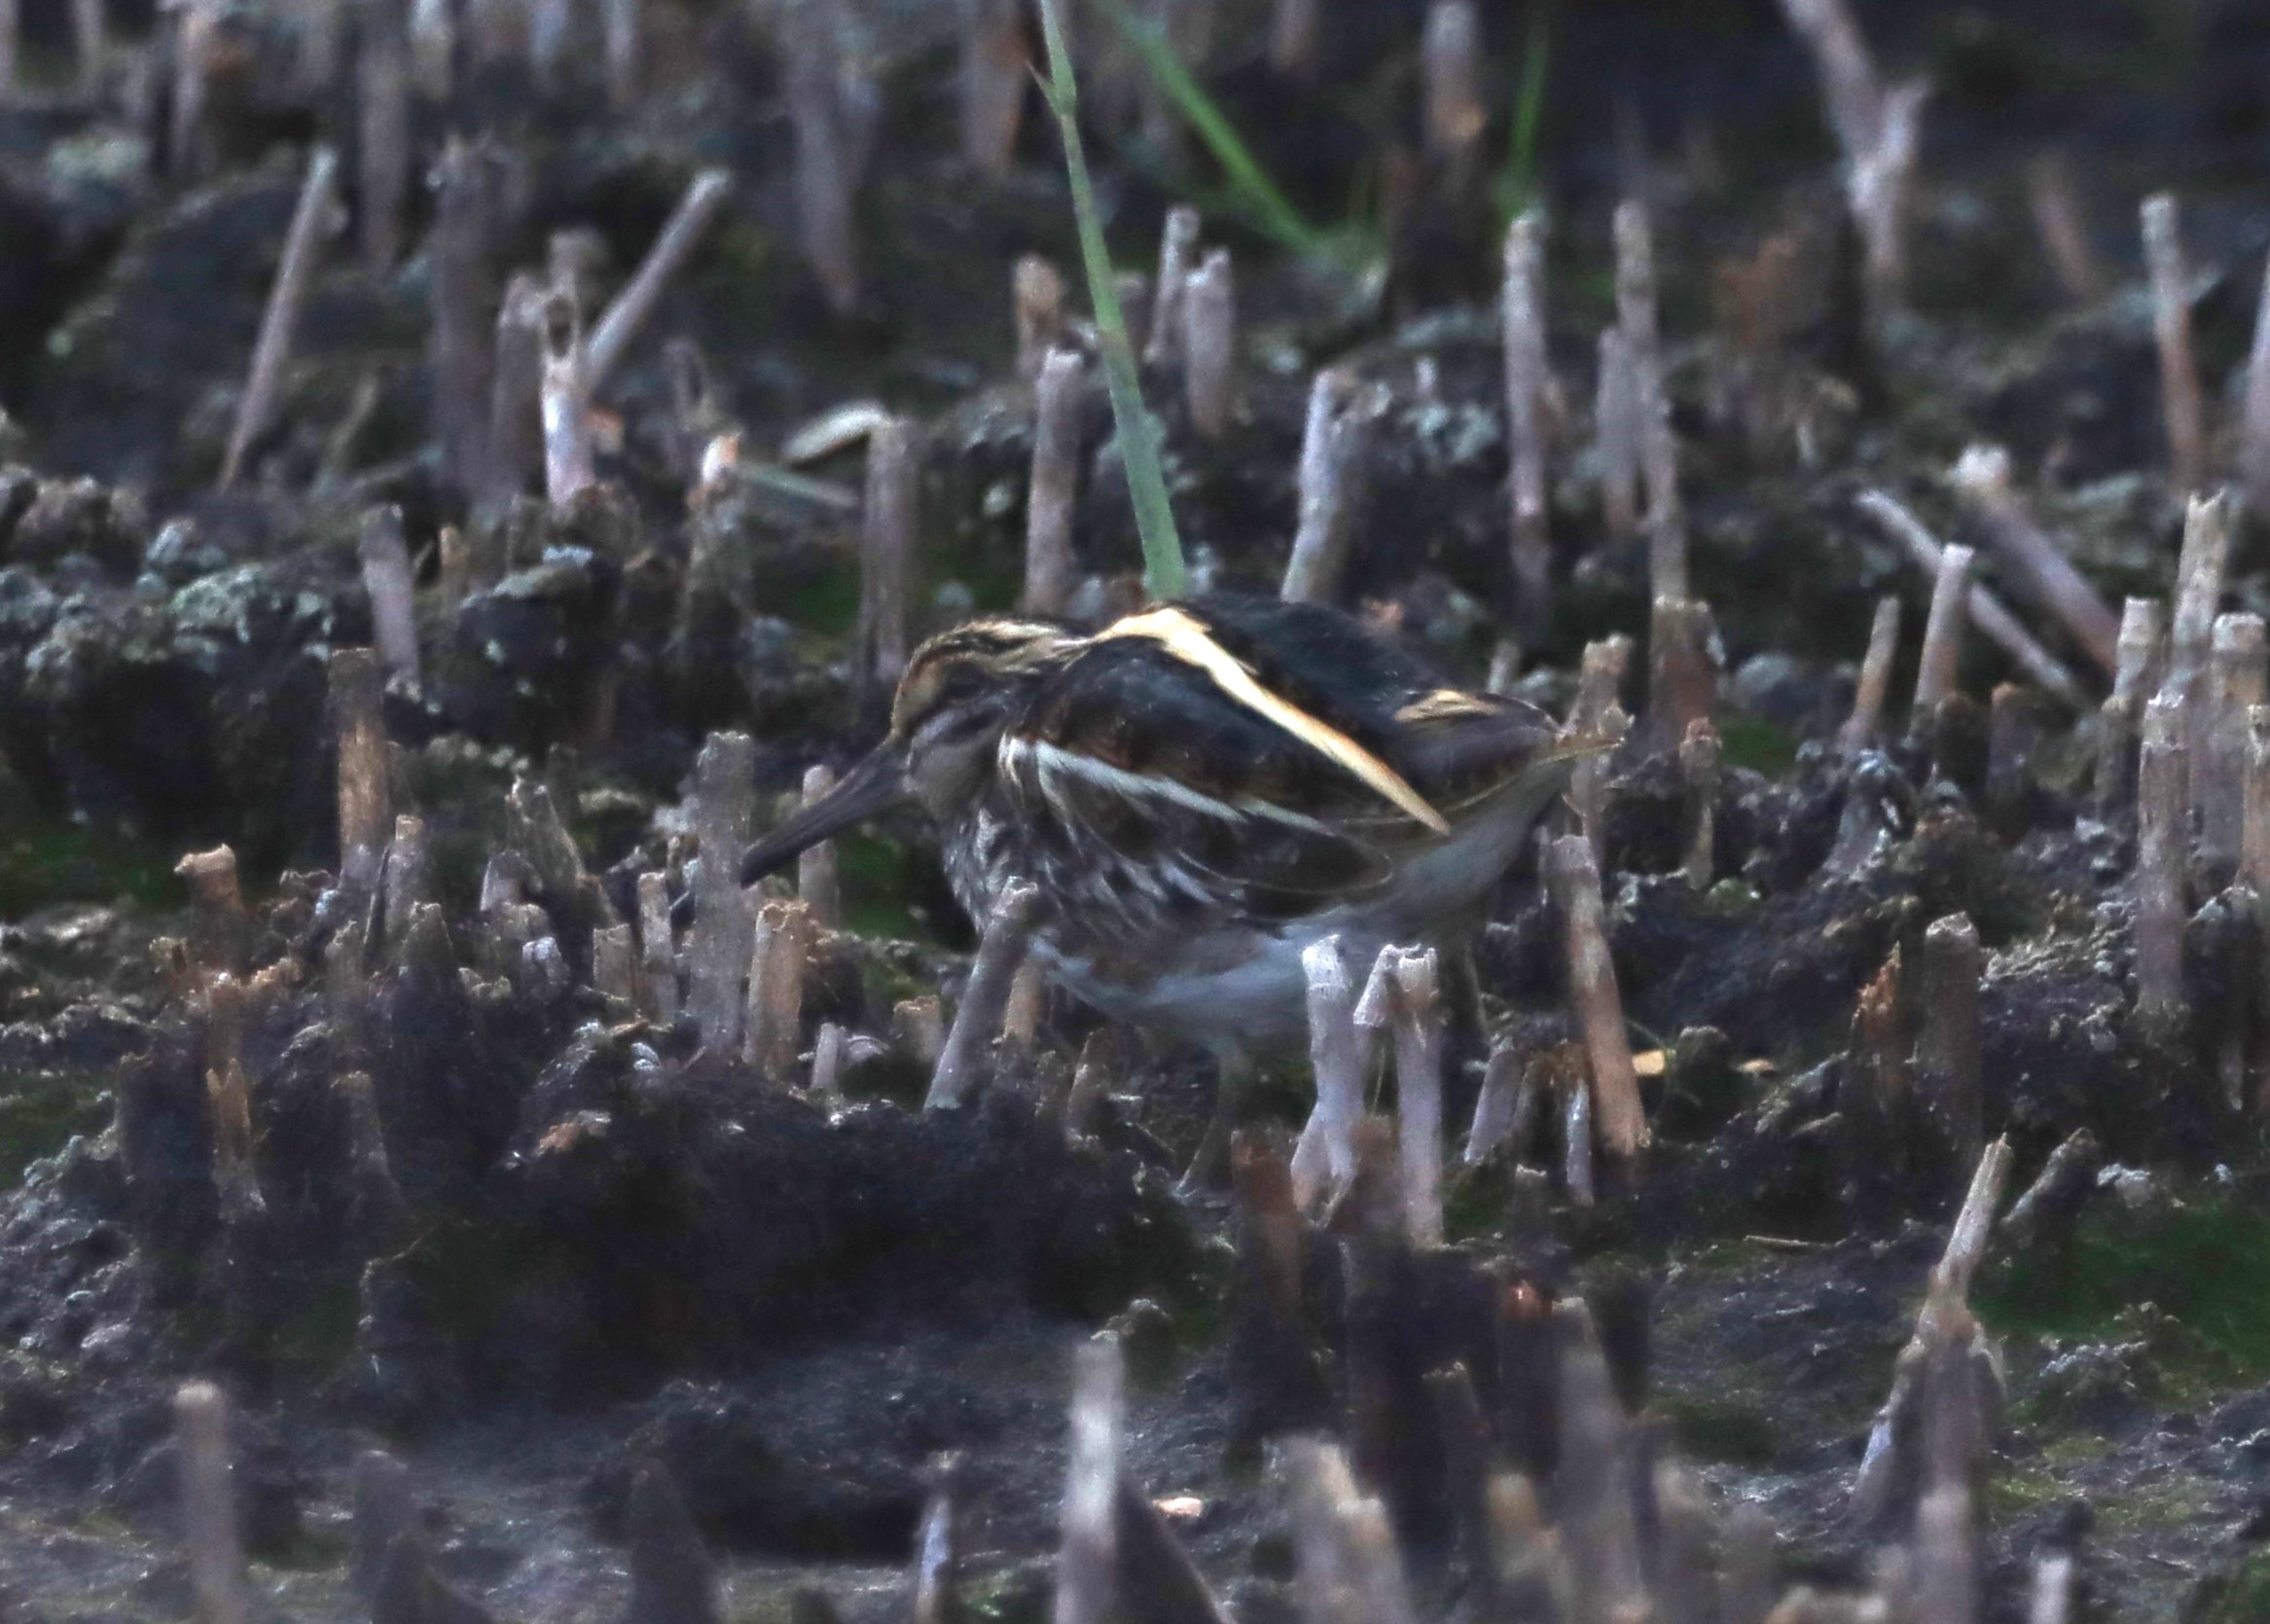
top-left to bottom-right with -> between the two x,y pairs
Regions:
739,594 -> 1592,1054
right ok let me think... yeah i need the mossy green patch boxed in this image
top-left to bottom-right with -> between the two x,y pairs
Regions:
2186,1548 -> 2270,1624
0,819 -> 179,918
1653,1393 -> 1779,1466
837,832 -> 926,942
1716,714 -> 1798,777
0,1088 -> 110,1185
788,554 -> 861,637
1978,1193 -> 2270,1389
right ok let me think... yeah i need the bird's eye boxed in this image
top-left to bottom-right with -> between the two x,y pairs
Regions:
938,666 -> 986,704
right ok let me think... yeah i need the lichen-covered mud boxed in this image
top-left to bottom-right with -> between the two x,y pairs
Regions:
0,0 -> 2268,1619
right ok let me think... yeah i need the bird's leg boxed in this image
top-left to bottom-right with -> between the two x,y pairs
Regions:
1179,1043 -> 1250,1194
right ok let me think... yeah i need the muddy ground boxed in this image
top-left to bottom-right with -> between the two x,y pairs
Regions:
0,0 -> 2267,1618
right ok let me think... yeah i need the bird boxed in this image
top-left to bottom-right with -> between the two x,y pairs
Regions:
734,593 -> 1595,1061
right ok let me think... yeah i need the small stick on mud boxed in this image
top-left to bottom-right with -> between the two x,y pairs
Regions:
1289,935 -> 1366,1207
927,879 -> 1040,1110
358,506 -> 420,687
330,648 -> 392,890
810,1022 -> 850,1106
2029,1549 -> 2076,1624
1775,0 -> 1925,323
1280,371 -> 1382,605
1269,0 -> 1317,78
176,846 -> 248,976
745,898 -> 811,1081
359,0 -> 411,271
688,732 -> 757,1056
2203,614 -> 2267,865
2136,695 -> 2188,1021
175,1383 -> 251,1624
540,290 -> 595,506
1840,595 -> 1902,756
1053,1336 -> 1124,1624
2001,1127 -> 2104,1252
784,0 -> 870,316
2247,251 -> 2270,513
1947,446 -> 2120,673
222,146 -> 341,489
2027,152 -> 2102,305
594,923 -> 636,1007
435,526 -> 472,617
1145,206 -> 1201,369
1935,1135 -> 2014,1302
1423,0 -> 1484,168
1911,542 -> 1974,724
1503,209 -> 1552,632
1915,914 -> 1985,1171
1546,834 -> 1648,1174
1015,256 -> 1066,381
481,273 -> 550,513
1560,1050 -> 1595,1206
1615,201 -> 1687,603
429,142 -> 499,500
1001,958 -> 1045,1053
201,974 -> 258,1208
2142,194 -> 2208,494
71,0 -> 102,90
170,0 -> 216,180
601,0 -> 641,111
1856,489 -> 2090,711
1647,597 -> 1716,756
1680,718 -> 1721,889
1182,248 -> 1237,440
797,766 -> 843,926
2097,597 -> 2165,811
1025,347 -> 1084,615
378,813 -> 430,950
638,871 -> 681,1025
1596,326 -> 1640,545
2244,706 -> 2270,904
2166,490 -> 2237,756
1354,946 -> 1445,1247
1486,638 -> 1522,697
913,1456 -> 964,1624
860,415 -> 918,689
585,168 -> 734,390
896,996 -> 947,1069
961,0 -> 1027,178
1463,1043 -> 1526,1166
1569,637 -> 1633,856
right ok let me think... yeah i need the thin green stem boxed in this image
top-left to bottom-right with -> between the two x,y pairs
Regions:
1495,3 -> 1553,229
1036,0 -> 1187,601
1089,0 -> 1336,263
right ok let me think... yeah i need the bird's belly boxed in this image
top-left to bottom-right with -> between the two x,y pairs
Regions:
1034,928 -> 1317,1051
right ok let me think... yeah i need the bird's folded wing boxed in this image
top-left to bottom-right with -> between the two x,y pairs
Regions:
998,637 -> 1399,924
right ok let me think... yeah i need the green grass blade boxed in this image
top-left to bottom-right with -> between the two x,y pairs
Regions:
1035,0 -> 1188,602
1088,0 -> 1339,263
1495,4 -> 1553,227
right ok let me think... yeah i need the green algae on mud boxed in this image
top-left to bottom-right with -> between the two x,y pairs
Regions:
0,818 -> 178,920
0,1087 -> 107,1186
1978,1189 -> 2270,1389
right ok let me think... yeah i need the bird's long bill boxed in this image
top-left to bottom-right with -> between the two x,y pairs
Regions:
738,745 -> 908,884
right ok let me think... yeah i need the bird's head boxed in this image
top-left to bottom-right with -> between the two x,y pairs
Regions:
736,617 -> 1077,885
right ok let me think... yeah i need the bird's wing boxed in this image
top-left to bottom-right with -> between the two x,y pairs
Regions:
997,630 -> 1401,925
1153,595 -> 1586,829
